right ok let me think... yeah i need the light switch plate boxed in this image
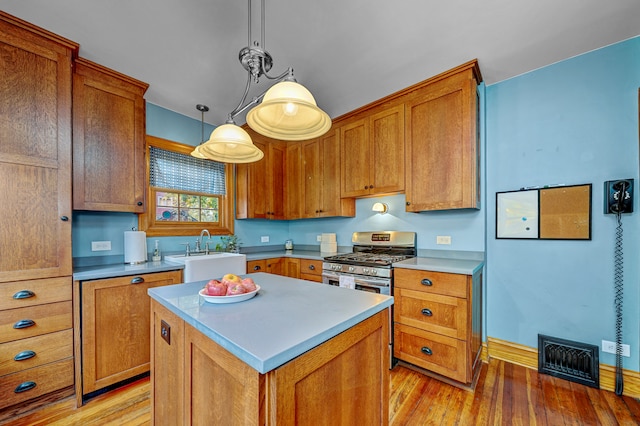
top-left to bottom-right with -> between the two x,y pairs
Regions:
261,236 -> 269,243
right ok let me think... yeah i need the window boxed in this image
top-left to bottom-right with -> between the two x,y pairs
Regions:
139,135 -> 234,237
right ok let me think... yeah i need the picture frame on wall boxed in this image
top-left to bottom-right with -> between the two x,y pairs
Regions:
496,184 -> 592,240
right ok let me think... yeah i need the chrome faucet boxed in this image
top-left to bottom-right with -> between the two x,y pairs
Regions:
198,229 -> 211,254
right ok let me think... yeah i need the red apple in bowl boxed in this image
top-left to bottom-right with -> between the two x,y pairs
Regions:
226,283 -> 248,295
206,280 -> 227,296
241,277 -> 257,292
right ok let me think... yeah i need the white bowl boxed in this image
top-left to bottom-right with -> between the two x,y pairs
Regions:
199,285 -> 260,304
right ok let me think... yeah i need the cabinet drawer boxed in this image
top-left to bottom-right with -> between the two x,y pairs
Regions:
300,259 -> 322,276
0,302 -> 72,344
395,288 -> 468,339
394,323 -> 467,383
0,277 -> 71,310
0,329 -> 73,376
0,357 -> 74,410
300,273 -> 323,283
395,268 -> 468,298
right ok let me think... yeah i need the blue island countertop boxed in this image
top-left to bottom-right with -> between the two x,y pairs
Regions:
148,272 -> 393,374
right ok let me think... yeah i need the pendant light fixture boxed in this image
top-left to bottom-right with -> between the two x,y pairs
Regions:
191,0 -> 330,163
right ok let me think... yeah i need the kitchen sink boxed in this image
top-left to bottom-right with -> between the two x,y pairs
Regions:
165,252 -> 247,283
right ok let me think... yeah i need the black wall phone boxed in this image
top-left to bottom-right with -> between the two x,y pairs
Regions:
604,178 -> 633,396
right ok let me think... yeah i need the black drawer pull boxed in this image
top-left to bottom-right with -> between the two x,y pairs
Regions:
253,265 -> 261,271
13,290 -> 35,299
308,264 -> 315,271
421,347 -> 433,356
15,381 -> 37,393
421,308 -> 433,317
137,201 -> 143,206
14,350 -> 36,361
14,319 -> 36,329
130,276 -> 145,284
421,278 -> 433,286
60,216 -> 69,221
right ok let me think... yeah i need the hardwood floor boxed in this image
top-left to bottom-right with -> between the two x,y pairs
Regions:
5,360 -> 640,425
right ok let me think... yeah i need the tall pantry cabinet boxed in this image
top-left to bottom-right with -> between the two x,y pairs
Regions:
0,11 -> 77,416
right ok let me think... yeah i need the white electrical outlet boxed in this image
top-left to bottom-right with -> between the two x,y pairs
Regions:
602,340 -> 631,357
91,241 -> 111,251
261,236 -> 269,243
436,236 -> 451,245
316,235 -> 322,242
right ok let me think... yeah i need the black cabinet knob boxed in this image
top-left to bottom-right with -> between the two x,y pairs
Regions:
13,319 -> 36,329
137,201 -> 143,206
14,381 -> 37,393
60,216 -> 69,221
130,276 -> 145,284
406,202 -> 411,206
421,278 -> 433,286
14,350 -> 36,361
253,265 -> 261,271
421,347 -> 433,356
309,264 -> 315,271
421,308 -> 433,317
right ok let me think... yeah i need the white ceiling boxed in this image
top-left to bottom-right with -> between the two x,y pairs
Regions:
3,0 -> 639,126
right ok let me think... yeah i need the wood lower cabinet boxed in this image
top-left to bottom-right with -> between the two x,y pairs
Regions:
75,270 -> 182,404
0,279 -> 74,415
151,301 -> 389,425
248,258 -> 322,282
73,57 -> 149,212
393,267 -> 482,386
405,60 -> 481,211
299,259 -> 323,283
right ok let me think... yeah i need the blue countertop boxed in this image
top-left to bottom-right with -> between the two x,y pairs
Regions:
73,261 -> 184,281
148,272 -> 393,374
393,257 -> 484,275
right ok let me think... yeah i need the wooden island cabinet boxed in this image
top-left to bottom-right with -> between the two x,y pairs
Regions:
150,275 -> 391,425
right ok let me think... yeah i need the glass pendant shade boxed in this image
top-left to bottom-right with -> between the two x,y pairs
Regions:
246,81 -> 331,141
197,123 -> 264,163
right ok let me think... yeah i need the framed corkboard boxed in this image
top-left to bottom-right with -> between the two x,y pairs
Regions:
496,184 -> 591,240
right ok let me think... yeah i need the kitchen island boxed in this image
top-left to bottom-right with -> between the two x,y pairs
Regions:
148,272 -> 393,425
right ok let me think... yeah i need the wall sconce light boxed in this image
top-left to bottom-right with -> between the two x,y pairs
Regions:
372,202 -> 389,214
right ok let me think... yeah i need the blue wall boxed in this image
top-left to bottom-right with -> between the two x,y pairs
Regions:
485,37 -> 639,371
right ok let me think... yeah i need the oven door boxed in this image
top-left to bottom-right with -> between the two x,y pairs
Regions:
322,271 -> 390,296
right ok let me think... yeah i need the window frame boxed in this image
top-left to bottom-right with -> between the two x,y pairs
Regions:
138,135 -> 235,237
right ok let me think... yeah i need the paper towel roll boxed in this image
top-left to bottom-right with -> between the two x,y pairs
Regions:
124,231 -> 147,264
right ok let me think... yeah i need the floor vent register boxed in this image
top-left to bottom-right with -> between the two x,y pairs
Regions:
538,334 -> 599,388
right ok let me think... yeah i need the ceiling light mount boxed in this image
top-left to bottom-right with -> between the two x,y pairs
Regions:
191,0 -> 330,163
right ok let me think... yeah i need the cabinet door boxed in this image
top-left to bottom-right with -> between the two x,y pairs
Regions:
268,142 -> 286,220
81,270 -> 181,394
405,69 -> 479,211
0,14 -> 75,283
370,103 -> 405,194
236,138 -> 285,220
284,143 -> 303,219
284,258 -> 300,279
266,258 -> 284,275
302,139 -> 322,218
73,58 -> 148,213
340,118 -> 370,198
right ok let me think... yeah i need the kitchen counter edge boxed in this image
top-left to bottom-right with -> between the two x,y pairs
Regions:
393,257 -> 484,275
73,261 -> 184,281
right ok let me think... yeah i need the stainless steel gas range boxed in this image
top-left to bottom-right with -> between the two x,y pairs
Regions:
322,231 -> 417,295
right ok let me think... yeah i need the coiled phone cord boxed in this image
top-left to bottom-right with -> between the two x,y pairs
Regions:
614,208 -> 624,396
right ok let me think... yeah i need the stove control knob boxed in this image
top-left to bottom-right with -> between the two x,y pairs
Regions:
362,268 -> 369,275
348,266 -> 355,273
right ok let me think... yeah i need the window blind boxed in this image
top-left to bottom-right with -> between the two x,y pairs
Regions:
149,146 -> 226,195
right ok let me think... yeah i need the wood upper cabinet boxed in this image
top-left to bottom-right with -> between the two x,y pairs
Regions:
340,103 -> 405,198
301,129 -> 355,218
77,270 -> 182,399
73,57 -> 149,213
236,132 -> 286,220
0,12 -> 76,284
405,60 -> 481,211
